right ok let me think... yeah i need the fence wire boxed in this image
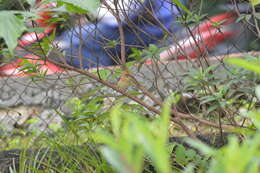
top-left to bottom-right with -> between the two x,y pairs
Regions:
0,0 -> 259,148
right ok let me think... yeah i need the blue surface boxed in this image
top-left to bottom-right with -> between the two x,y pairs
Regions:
56,0 -> 188,68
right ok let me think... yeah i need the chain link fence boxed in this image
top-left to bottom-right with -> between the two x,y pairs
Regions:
0,0 -> 259,151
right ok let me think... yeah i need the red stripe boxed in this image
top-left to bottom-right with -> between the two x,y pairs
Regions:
192,13 -> 236,35
158,14 -> 237,62
18,1 -> 57,47
0,55 -> 64,77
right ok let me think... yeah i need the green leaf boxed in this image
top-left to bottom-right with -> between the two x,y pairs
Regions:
185,138 -> 215,155
110,104 -> 122,138
133,117 -> 172,173
159,93 -> 176,143
225,58 -> 260,75
0,11 -> 26,54
100,146 -> 134,173
24,0 -> 36,6
175,145 -> 187,165
58,0 -> 100,15
255,85 -> 260,100
97,69 -> 111,80
185,149 -> 197,159
248,111 -> 260,128
106,40 -> 118,48
129,48 -> 143,61
251,0 -> 260,6
172,0 -> 191,15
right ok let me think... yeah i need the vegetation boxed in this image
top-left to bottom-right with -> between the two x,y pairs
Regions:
0,0 -> 260,173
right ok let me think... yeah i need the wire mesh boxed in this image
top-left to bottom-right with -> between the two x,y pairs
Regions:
0,0 -> 259,148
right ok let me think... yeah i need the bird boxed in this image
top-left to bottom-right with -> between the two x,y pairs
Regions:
117,70 -> 134,90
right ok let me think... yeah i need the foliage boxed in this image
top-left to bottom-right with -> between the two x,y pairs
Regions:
6,88 -> 259,172
187,111 -> 260,173
92,99 -> 173,173
0,0 -> 260,173
0,11 -> 27,54
251,0 -> 260,6
182,60 -> 259,122
0,0 -> 100,54
57,0 -> 100,15
181,56 -> 260,173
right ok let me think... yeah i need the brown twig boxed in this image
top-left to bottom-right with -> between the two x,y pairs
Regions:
251,4 -> 260,39
102,1 -> 127,68
24,49 -> 259,133
45,58 -> 197,138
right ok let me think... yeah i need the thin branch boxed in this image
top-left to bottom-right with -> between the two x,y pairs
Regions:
251,4 -> 260,38
102,1 -> 127,68
46,59 -> 197,138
